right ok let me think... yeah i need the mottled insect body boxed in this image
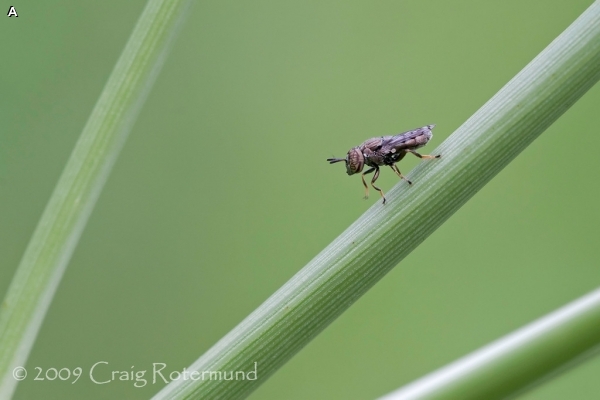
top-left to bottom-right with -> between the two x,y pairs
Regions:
327,124 -> 440,204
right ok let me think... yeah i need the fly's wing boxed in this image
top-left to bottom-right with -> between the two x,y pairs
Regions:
382,124 -> 435,152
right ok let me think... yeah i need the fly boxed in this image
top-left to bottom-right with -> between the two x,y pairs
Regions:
327,124 -> 440,204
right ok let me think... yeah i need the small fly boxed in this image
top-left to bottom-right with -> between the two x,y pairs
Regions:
327,124 -> 440,204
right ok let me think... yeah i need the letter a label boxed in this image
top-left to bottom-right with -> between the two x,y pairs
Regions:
7,6 -> 18,17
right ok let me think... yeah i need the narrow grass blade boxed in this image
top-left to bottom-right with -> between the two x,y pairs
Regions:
153,2 -> 600,399
378,288 -> 600,400
0,1 -> 192,397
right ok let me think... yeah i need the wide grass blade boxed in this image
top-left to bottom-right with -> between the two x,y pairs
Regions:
153,2 -> 600,399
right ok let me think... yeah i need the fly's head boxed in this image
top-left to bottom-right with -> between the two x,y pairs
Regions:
345,147 -> 365,175
327,147 -> 364,175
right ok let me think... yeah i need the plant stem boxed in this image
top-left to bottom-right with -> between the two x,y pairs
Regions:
153,2 -> 600,399
378,288 -> 600,400
0,1 -> 191,397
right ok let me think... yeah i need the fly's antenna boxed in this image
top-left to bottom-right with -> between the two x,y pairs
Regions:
327,157 -> 346,164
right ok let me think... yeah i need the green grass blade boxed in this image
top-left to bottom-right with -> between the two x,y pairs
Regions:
153,2 -> 600,399
378,288 -> 600,400
0,1 -> 192,397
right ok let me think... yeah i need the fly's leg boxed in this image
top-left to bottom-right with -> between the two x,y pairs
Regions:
408,150 -> 441,160
361,167 -> 376,199
370,167 -> 387,204
390,164 -> 412,185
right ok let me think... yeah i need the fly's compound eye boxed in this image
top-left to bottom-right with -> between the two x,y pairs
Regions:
345,148 -> 364,175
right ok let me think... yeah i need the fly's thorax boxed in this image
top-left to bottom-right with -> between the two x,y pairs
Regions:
345,147 -> 364,175
362,147 -> 385,167
365,154 -> 385,167
361,137 -> 383,150
383,150 -> 406,165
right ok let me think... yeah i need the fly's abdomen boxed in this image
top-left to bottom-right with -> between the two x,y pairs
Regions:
407,131 -> 432,148
389,124 -> 434,151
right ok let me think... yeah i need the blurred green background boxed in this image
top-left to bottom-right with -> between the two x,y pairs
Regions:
2,1 -> 600,399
